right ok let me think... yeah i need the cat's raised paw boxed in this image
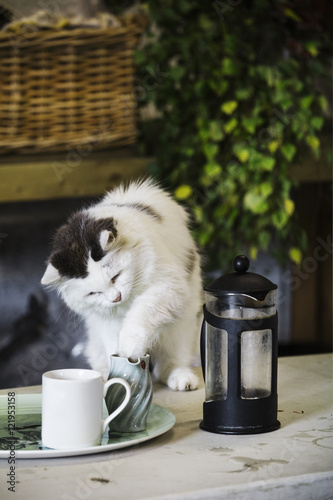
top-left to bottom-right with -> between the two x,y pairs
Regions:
118,327 -> 149,361
167,368 -> 199,391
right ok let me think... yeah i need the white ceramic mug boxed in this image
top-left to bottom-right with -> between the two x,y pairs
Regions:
42,369 -> 131,449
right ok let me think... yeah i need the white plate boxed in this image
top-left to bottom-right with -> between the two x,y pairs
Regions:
0,393 -> 175,458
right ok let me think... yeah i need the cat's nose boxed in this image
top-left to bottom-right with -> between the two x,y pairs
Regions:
112,292 -> 122,303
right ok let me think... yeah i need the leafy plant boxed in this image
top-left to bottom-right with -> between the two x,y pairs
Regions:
110,0 -> 331,270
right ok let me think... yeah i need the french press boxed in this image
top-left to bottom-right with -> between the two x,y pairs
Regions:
200,255 -> 280,434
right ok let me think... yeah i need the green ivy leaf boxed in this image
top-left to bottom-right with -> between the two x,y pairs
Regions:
133,51 -> 146,65
182,147 -> 195,157
259,182 -> 274,198
221,100 -> 238,115
250,246 -> 258,260
284,199 -> 295,216
209,79 -> 229,96
224,118 -> 238,134
300,95 -> 314,109
265,67 -> 276,87
273,87 -> 291,106
235,149 -> 250,163
272,211 -> 289,229
283,7 -> 302,22
267,140 -> 279,153
289,247 -> 302,265
281,98 -> 293,111
193,206 -> 204,223
233,143 -> 251,163
310,116 -> 324,131
174,184 -> 192,200
199,14 -> 214,31
214,204 -> 228,219
269,119 -> 284,139
178,0 -> 193,13
169,66 -> 186,82
244,191 -> 269,214
204,162 -> 222,178
318,95 -> 328,112
203,143 -> 219,161
253,155 -> 276,171
258,230 -> 271,250
199,174 -> 213,187
221,58 -> 237,76
198,126 -> 210,141
262,157 -> 276,171
209,121 -> 224,141
281,143 -> 297,162
242,117 -> 263,134
194,81 -> 205,94
305,41 -> 319,57
306,135 -> 320,151
198,224 -> 214,246
235,88 -> 253,100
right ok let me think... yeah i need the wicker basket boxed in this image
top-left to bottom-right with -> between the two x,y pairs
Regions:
0,19 -> 144,154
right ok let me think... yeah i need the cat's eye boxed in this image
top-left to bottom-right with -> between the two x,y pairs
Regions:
111,272 -> 121,284
87,291 -> 100,296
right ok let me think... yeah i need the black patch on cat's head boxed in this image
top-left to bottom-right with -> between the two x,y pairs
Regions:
50,212 -> 117,279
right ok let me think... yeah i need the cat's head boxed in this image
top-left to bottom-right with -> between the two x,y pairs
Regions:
41,212 -> 137,315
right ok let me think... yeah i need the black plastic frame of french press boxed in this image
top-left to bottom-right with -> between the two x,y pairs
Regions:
200,306 -> 280,434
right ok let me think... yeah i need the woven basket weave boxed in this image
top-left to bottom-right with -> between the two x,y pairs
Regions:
0,20 -> 144,154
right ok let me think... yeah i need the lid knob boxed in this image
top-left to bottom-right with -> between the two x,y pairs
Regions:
233,255 -> 250,274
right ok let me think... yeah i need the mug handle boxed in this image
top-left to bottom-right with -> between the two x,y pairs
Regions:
102,378 -> 131,433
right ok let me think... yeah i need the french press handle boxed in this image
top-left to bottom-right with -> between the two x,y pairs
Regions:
200,312 -> 206,382
201,305 -> 226,382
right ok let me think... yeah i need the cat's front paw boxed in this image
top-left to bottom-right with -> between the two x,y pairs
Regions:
118,341 -> 147,361
167,367 -> 199,391
118,326 -> 149,361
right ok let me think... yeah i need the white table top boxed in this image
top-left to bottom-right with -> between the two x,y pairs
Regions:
0,354 -> 332,500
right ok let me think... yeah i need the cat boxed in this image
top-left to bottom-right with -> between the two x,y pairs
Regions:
41,179 -> 203,390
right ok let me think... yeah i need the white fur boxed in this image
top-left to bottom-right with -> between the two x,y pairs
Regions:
42,180 -> 203,390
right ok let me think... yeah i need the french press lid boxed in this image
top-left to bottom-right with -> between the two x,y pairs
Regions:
204,255 -> 277,302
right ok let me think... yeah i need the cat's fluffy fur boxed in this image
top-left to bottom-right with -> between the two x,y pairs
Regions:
41,179 -> 203,390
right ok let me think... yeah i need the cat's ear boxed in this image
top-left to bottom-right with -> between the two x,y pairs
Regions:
99,230 -> 116,251
41,263 -> 61,285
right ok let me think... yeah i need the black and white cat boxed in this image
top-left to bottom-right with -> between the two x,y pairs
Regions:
41,179 -> 202,390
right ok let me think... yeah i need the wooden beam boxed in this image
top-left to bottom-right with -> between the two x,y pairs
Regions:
289,159 -> 332,183
0,148 -> 152,202
0,132 -> 330,203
